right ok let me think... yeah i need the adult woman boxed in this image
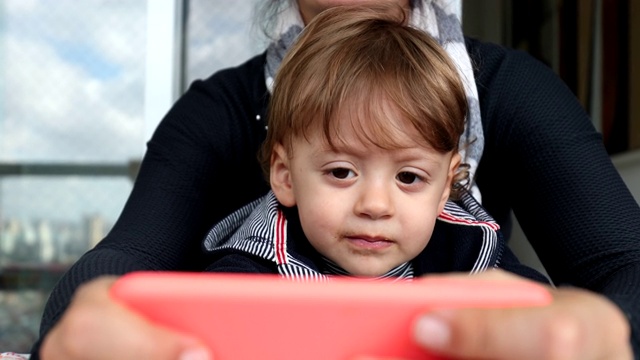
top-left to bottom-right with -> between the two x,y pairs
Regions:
33,0 -> 639,359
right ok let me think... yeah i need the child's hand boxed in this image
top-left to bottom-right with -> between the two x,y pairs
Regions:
411,270 -> 632,360
40,276 -> 212,360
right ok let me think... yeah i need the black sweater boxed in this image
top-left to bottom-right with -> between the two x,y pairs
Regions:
31,37 -> 640,358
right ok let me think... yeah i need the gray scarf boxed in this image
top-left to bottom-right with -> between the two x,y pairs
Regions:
264,0 -> 483,200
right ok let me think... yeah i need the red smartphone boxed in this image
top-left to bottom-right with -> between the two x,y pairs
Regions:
110,271 -> 551,360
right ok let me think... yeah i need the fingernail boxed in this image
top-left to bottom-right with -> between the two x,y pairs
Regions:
180,347 -> 212,360
414,314 -> 451,349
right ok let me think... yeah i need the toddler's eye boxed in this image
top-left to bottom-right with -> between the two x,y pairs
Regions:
397,171 -> 420,184
330,168 -> 353,179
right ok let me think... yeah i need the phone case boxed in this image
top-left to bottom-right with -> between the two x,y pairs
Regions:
111,271 -> 551,360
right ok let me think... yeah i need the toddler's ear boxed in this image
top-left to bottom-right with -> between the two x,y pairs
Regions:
270,143 -> 296,207
438,152 -> 461,214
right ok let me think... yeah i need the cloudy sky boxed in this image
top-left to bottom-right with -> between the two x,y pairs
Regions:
0,0 -> 261,223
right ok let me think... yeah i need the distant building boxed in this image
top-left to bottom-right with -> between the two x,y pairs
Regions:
37,219 -> 55,263
0,218 -> 21,264
85,214 -> 106,250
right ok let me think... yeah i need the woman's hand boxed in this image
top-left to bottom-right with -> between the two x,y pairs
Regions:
412,270 -> 632,360
40,276 -> 212,360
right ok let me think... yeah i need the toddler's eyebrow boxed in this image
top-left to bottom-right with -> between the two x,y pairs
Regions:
315,143 -> 443,162
315,143 -> 367,156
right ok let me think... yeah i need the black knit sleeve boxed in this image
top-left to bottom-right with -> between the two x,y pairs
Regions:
30,54 -> 271,359
468,38 -> 640,355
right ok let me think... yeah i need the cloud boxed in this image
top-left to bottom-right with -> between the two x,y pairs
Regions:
0,0 -> 263,222
2,1 -> 147,162
185,0 -> 264,83
2,1 -> 144,222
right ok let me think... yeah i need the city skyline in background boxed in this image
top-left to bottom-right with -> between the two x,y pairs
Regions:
0,214 -> 109,266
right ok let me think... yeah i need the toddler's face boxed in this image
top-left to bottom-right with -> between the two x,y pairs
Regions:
273,107 -> 457,276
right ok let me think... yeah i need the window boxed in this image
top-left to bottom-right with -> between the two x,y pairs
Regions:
0,0 -> 260,352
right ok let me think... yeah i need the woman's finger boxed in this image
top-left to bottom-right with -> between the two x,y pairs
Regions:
413,272 -> 632,360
